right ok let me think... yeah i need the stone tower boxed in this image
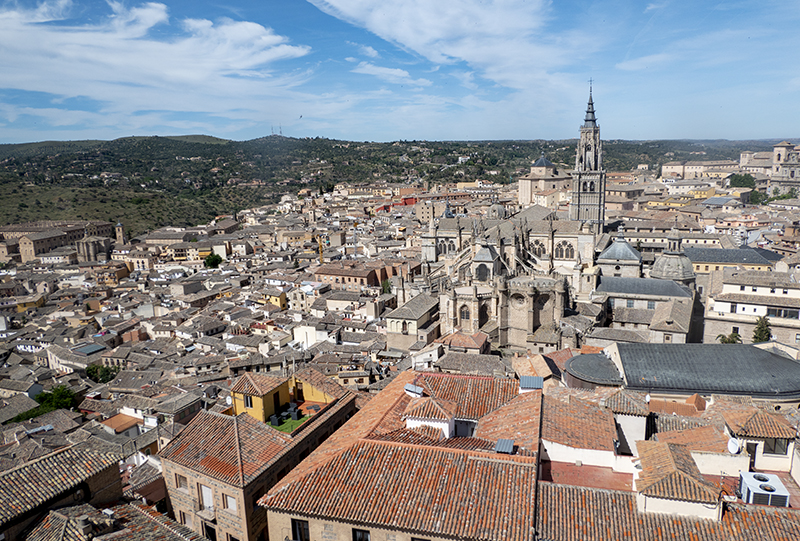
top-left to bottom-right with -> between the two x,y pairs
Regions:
115,221 -> 126,245
569,86 -> 606,231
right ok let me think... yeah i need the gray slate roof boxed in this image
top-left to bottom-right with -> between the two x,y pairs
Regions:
683,247 -> 772,266
565,354 -> 624,386
386,293 -> 438,321
596,277 -> 692,298
598,236 -> 642,262
617,343 -> 800,399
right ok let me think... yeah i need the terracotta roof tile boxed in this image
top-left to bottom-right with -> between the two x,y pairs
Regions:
604,390 -> 649,417
542,395 -> 616,452
403,396 -> 459,421
160,410 -> 292,487
0,445 -> 121,528
655,425 -> 729,453
636,441 -> 719,504
262,440 -> 538,541
723,408 -> 797,440
418,373 -> 519,419
474,390 -> 542,453
230,372 -> 288,396
537,482 -> 800,541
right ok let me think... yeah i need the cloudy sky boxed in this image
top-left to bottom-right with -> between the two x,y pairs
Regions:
0,0 -> 798,143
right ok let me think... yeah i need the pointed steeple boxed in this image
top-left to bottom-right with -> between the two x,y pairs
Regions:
584,83 -> 597,127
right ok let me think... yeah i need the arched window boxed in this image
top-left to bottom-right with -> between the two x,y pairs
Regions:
448,241 -> 456,252
475,264 -> 489,282
532,240 -> 546,257
401,321 -> 408,334
555,241 -> 574,259
589,181 -> 595,192
460,305 -> 470,323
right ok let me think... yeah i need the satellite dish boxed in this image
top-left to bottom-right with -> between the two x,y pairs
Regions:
645,394 -> 651,403
727,438 -> 740,454
225,396 -> 232,406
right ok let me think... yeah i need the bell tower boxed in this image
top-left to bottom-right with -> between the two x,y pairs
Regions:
569,83 -> 606,231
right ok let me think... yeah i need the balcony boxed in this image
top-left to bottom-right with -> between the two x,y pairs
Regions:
269,400 -> 326,434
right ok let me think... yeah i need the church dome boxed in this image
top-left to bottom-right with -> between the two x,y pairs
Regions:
597,233 -> 641,263
650,252 -> 695,283
488,203 -> 507,220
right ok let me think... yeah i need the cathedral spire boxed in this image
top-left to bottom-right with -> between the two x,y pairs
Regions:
584,83 -> 597,127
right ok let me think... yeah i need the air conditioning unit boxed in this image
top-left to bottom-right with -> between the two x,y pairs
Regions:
739,472 -> 790,507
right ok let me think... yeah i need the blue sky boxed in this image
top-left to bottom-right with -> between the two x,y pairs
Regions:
0,0 -> 798,143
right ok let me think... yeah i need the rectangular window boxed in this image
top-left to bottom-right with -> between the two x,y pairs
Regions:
244,395 -> 253,408
732,327 -> 739,334
664,334 -> 672,342
752,287 -> 758,292
627,299 -> 634,308
784,289 -> 789,295
608,299 -> 615,309
291,519 -> 310,541
647,301 -> 655,310
352,529 -> 371,541
740,286 -> 746,291
771,288 -> 776,293
223,494 -> 237,514
730,304 -> 738,314
176,474 -> 188,492
764,438 -> 789,456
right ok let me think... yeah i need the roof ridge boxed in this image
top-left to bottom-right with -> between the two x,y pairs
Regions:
233,415 -> 245,486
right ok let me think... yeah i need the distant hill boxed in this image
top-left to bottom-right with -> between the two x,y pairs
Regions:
0,134 -> 782,236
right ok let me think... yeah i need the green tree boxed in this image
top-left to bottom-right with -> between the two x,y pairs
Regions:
752,316 -> 772,343
205,253 -> 223,268
381,279 -> 392,294
86,364 -> 121,383
717,332 -> 742,344
729,174 -> 756,188
750,191 -> 766,205
11,385 -> 78,423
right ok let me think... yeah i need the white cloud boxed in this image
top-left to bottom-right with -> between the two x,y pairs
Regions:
615,53 -> 672,71
351,62 -> 431,86
0,0 -> 314,135
307,0 -> 570,90
645,3 -> 668,12
359,45 -> 379,58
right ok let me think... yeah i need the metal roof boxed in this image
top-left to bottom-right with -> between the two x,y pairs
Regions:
494,438 -> 515,454
520,376 -> 544,390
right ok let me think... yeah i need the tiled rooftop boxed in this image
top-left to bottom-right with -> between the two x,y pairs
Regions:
542,395 -> 616,452
0,445 -> 121,528
160,410 -> 292,487
537,482 -> 800,541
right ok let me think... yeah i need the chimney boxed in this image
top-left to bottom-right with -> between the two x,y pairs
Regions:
76,515 -> 92,535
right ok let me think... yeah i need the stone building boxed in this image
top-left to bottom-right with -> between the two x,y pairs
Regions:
518,154 -> 571,207
161,369 -> 357,541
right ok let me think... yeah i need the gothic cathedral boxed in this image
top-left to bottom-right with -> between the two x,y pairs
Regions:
569,87 -> 606,231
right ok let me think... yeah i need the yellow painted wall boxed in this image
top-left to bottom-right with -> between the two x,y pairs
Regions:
232,381 -> 293,422
293,377 -> 332,403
